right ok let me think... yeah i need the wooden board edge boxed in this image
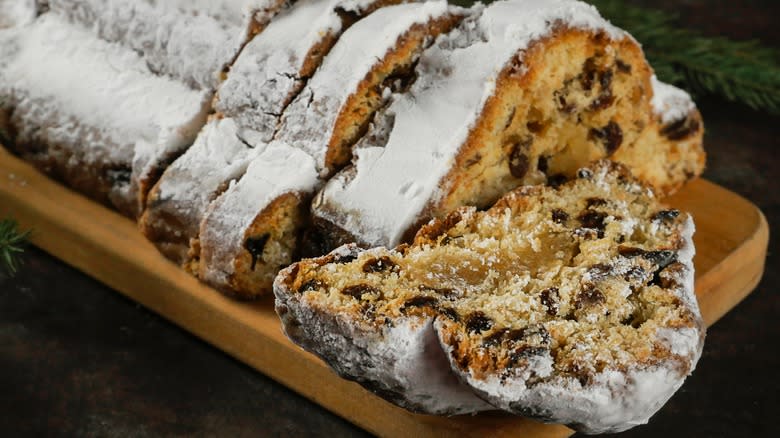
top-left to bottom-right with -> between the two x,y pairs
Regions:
696,209 -> 768,326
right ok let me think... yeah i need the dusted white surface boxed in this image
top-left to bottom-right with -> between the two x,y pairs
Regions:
650,76 -> 698,124
199,141 -> 320,287
0,0 -> 36,29
217,0 -> 382,140
44,0 -> 285,90
0,13 -> 208,208
148,118 -> 265,238
276,0 -> 455,174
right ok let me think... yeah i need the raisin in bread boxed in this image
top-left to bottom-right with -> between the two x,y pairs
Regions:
275,161 -> 705,433
308,0 -> 705,252
197,1 -> 467,298
0,13 -> 209,218
140,0 -> 396,263
42,0 -> 290,90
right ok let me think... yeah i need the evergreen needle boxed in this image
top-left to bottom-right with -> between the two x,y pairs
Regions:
589,0 -> 780,114
0,218 -> 30,276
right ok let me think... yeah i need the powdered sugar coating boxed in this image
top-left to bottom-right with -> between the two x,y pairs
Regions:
146,118 -> 264,242
663,215 -> 700,325
650,76 -> 697,124
0,14 -> 209,214
273,257 -> 494,415
451,360 -> 684,433
0,0 -> 36,29
146,0 -> 375,253
216,0 -> 380,140
313,0 -> 625,247
199,142 -> 320,288
276,0 -> 455,174
45,0 -> 285,90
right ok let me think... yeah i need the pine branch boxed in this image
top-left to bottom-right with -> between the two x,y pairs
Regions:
588,0 -> 780,114
0,218 -> 30,276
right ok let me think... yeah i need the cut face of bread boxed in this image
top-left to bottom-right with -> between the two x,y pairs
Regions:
43,0 -> 290,90
140,0 -> 396,261
0,13 -> 210,218
613,77 -> 705,195
310,0 -> 705,251
197,1 -> 468,298
276,243 -> 495,415
199,142 -> 320,297
275,161 -> 704,432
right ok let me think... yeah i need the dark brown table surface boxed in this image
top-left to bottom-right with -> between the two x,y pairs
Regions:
1,1 -> 778,436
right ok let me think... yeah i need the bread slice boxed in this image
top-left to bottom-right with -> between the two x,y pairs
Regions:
140,118 -> 268,262
197,140 -> 321,296
275,160 -> 704,432
140,0 -> 398,263
0,13 -> 209,218
43,0 -> 290,90
308,0 -> 705,252
197,1 -> 467,298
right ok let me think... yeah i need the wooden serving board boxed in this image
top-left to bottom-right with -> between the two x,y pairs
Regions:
0,147 -> 769,437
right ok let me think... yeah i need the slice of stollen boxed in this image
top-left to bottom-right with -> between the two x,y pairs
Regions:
275,160 -> 704,433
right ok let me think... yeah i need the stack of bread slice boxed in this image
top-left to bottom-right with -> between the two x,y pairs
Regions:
197,1 -> 466,298
140,0 -> 410,265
